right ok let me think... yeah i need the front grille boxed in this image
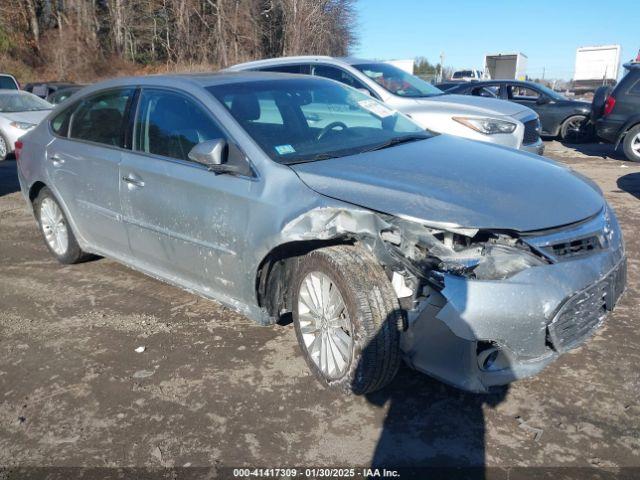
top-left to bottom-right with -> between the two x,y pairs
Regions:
545,235 -> 601,259
547,259 -> 626,352
522,119 -> 540,145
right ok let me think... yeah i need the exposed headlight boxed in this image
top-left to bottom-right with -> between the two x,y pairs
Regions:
453,116 -> 517,135
9,121 -> 36,130
438,242 -> 547,280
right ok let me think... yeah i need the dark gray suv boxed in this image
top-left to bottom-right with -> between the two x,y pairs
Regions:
594,62 -> 640,161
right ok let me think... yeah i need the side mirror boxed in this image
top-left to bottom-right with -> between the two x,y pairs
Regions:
188,138 -> 226,167
536,95 -> 551,105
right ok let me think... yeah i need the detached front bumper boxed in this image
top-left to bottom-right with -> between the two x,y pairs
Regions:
520,137 -> 545,155
400,220 -> 626,393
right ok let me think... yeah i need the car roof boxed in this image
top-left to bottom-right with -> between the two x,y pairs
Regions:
77,71 -> 331,93
227,55 -> 389,71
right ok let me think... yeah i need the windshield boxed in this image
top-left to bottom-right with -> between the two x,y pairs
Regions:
453,71 -> 473,79
0,92 -> 52,112
207,78 -> 430,164
352,63 -> 443,98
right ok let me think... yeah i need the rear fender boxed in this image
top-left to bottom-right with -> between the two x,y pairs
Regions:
614,115 -> 640,149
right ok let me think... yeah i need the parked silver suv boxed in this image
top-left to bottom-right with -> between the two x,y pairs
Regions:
227,56 -> 544,155
17,73 -> 624,393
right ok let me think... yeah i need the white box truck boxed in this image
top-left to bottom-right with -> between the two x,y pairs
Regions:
483,53 -> 527,80
573,45 -> 621,93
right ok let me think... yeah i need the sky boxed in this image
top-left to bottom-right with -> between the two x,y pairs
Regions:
354,0 -> 639,80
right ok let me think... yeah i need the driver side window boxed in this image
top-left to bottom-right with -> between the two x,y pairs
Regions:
134,89 -> 226,162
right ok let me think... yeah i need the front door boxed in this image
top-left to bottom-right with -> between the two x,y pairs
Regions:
506,84 -> 553,134
119,88 -> 256,298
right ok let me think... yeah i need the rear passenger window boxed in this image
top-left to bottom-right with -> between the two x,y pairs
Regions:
69,89 -> 134,147
134,89 -> 226,161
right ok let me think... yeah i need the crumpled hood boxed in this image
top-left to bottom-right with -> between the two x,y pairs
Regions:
1,110 -> 51,125
413,94 -> 529,117
291,135 -> 604,232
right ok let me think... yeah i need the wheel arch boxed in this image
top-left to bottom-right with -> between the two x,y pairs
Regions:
255,238 -> 355,319
615,117 -> 640,149
28,181 -> 48,207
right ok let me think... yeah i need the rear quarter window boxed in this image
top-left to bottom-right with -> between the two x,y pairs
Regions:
51,102 -> 82,137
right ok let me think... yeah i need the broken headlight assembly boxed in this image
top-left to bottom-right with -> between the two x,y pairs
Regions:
437,241 -> 548,280
452,116 -> 517,135
384,219 -> 549,282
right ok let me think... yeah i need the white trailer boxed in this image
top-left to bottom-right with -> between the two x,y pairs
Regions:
483,53 -> 527,80
573,45 -> 621,92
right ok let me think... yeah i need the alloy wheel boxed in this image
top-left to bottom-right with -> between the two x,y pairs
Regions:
564,117 -> 588,142
298,271 -> 354,379
40,197 -> 69,256
632,132 -> 640,156
0,136 -> 6,160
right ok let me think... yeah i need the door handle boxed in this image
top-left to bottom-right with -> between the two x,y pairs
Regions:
122,175 -> 145,188
50,153 -> 65,165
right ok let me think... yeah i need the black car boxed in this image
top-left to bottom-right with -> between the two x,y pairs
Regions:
594,62 -> 640,162
23,82 -> 77,99
46,85 -> 84,105
442,80 -> 592,142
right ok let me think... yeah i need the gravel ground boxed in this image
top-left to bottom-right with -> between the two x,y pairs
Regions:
0,141 -> 639,476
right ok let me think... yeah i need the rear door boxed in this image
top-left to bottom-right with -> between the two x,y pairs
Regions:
119,87 -> 256,295
46,87 -> 135,255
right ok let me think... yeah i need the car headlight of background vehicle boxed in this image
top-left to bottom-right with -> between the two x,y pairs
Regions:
453,116 -> 517,135
9,121 -> 37,131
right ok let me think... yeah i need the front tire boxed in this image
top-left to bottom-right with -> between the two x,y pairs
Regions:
292,245 -> 402,394
34,187 -> 88,264
0,134 -> 8,161
623,124 -> 640,162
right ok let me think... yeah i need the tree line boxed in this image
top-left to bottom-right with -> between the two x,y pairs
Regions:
0,0 -> 357,81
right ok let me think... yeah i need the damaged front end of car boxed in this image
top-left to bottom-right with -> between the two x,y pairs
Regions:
281,202 -> 627,392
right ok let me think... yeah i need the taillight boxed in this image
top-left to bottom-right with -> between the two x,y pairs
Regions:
14,140 -> 23,161
603,96 -> 616,116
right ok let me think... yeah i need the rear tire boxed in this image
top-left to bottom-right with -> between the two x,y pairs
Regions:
560,115 -> 590,143
623,124 -> 640,162
34,187 -> 89,264
292,245 -> 402,395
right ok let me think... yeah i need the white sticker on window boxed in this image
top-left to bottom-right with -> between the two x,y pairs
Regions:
358,99 -> 395,118
275,144 -> 296,155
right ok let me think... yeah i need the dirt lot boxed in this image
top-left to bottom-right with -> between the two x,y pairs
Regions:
1,141 -> 639,475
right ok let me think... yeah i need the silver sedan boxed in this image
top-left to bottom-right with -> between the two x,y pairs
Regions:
17,73 -> 625,394
0,90 -> 52,161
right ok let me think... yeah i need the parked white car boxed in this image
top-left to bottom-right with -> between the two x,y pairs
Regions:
451,69 -> 483,81
227,56 -> 544,155
0,90 -> 52,161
